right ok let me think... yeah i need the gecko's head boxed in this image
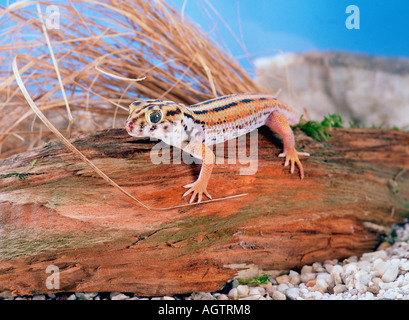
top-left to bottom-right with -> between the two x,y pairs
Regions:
125,99 -> 186,140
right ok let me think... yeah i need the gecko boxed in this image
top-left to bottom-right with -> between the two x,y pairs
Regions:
125,93 -> 309,204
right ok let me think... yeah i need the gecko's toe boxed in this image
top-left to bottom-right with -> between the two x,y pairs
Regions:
182,181 -> 212,203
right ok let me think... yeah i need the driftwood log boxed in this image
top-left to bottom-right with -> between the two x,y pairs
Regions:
0,127 -> 408,296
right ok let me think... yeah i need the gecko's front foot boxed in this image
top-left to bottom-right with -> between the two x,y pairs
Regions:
182,180 -> 212,204
278,148 -> 310,179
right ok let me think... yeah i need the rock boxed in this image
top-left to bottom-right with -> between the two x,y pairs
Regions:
285,288 -> 300,300
367,278 -> 382,294
217,294 -> 229,300
315,279 -> 329,292
230,279 -> 240,288
265,283 -> 276,296
277,283 -> 289,293
32,295 -> 46,300
354,270 -> 372,289
275,275 -> 290,285
66,294 -> 76,300
333,284 -> 347,294
236,285 -> 249,297
361,250 -> 388,262
312,262 -> 326,273
248,288 -> 262,295
317,273 -> 333,287
331,265 -> 343,285
312,284 -> 327,294
75,292 -> 98,300
110,293 -> 129,300
306,280 -> 316,287
272,291 -> 286,300
190,292 -> 216,300
255,287 -> 266,294
289,270 -> 301,285
228,288 -> 238,299
400,260 -> 409,271
0,291 -> 13,300
309,291 -> 323,300
324,263 -> 334,274
301,265 -> 314,274
255,51 -> 409,128
374,259 -> 389,276
239,295 -> 262,300
301,272 -> 316,283
109,292 -> 122,299
361,292 -> 374,300
161,296 -> 175,300
381,259 -> 400,283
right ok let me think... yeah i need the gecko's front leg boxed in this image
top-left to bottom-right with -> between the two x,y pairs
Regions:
266,111 -> 310,179
181,140 -> 215,203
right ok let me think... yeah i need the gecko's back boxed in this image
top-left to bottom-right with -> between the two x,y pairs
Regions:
186,93 -> 300,146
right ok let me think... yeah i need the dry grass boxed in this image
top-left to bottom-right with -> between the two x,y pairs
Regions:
0,0 -> 266,159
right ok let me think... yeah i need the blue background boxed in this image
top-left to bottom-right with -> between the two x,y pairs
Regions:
169,0 -> 409,72
1,0 -> 408,72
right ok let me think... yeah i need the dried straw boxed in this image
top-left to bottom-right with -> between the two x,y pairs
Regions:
0,0 -> 266,159
2,0 -> 263,209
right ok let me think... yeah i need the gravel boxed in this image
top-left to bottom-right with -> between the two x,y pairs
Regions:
2,222 -> 408,300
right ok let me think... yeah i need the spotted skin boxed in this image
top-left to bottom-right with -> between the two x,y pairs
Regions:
125,94 -> 309,203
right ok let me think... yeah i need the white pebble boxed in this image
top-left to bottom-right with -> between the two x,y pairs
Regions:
317,273 -> 333,286
32,295 -> 46,300
277,283 -> 289,293
361,250 -> 387,262
400,259 -> 409,271
312,262 -> 326,273
331,265 -> 343,285
361,292 -> 374,300
310,291 -> 323,300
289,270 -> 301,285
285,288 -> 300,300
111,293 -> 129,300
228,288 -> 238,299
248,288 -> 261,295
217,294 -> 229,300
66,294 -> 76,300
382,259 -> 400,283
236,285 -> 249,297
75,292 -> 98,300
301,265 -> 314,274
239,295 -> 261,300
275,274 -> 290,285
333,284 -> 346,294
272,291 -> 286,300
324,263 -> 334,273
301,272 -> 316,283
355,270 -> 372,288
374,260 -> 390,276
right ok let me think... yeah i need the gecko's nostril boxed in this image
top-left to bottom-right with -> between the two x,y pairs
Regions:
125,119 -> 134,132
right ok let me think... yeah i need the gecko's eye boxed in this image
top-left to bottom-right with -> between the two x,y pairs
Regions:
149,110 -> 162,124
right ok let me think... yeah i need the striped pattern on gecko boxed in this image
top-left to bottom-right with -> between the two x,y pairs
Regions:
125,93 -> 309,203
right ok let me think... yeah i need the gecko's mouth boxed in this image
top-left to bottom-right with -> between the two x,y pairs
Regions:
125,119 -> 145,138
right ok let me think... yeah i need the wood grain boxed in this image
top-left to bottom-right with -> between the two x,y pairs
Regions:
0,127 -> 408,296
